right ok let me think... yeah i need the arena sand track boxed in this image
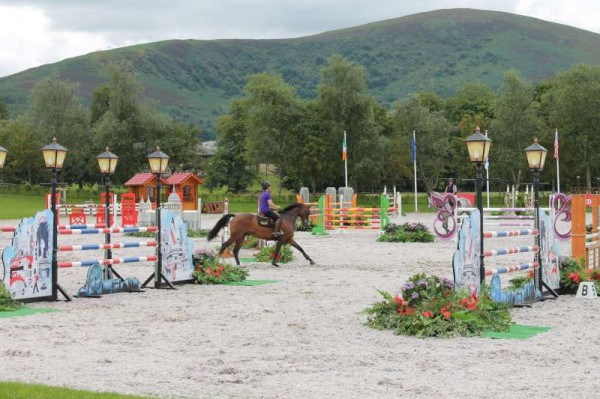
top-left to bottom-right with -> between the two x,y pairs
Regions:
1,213 -> 599,399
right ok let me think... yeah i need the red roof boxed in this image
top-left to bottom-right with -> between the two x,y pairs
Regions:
124,173 -> 168,186
166,173 -> 204,185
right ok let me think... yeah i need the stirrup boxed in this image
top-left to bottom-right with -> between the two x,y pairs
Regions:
272,231 -> 283,238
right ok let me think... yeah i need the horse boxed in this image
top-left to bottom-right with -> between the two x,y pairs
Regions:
207,203 -> 315,267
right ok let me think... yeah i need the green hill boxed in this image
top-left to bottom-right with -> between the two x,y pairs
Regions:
2,8 -> 600,139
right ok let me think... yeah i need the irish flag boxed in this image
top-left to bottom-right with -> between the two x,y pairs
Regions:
342,132 -> 347,161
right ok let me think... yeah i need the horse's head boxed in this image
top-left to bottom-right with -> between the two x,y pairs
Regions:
299,204 -> 312,229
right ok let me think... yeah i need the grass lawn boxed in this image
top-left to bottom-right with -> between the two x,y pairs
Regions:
0,381 -> 150,399
0,194 -> 46,219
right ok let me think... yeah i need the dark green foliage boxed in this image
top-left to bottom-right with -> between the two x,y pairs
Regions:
255,244 -> 293,263
364,274 -> 513,338
192,249 -> 248,284
378,222 -> 434,243
0,283 -> 22,312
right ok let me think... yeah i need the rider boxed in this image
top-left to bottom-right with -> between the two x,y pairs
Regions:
445,178 -> 457,195
258,181 -> 284,238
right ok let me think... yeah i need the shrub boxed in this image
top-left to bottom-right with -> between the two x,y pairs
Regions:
192,248 -> 248,284
378,222 -> 434,243
0,284 -> 22,312
255,244 -> 293,263
364,273 -> 513,338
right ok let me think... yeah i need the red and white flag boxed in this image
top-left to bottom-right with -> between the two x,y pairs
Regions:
554,130 -> 559,160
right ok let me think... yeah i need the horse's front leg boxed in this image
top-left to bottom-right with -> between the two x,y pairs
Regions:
287,238 -> 315,265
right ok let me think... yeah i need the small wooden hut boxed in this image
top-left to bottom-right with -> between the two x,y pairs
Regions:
124,173 -> 168,204
165,173 -> 204,210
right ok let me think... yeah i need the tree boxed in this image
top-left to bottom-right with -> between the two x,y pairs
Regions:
27,74 -> 92,184
316,55 -> 384,191
242,73 -> 303,191
543,65 -> 600,188
490,70 -> 542,186
205,101 -> 256,192
390,95 -> 453,192
0,98 -> 8,120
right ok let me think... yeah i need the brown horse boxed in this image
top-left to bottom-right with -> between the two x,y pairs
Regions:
207,203 -> 315,267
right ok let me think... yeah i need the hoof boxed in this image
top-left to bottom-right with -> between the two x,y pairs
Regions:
309,260 -> 315,265
271,262 -> 280,268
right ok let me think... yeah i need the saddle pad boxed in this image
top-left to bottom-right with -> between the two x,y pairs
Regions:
257,215 -> 274,228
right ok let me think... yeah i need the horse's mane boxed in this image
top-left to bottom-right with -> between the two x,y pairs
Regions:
280,203 -> 304,214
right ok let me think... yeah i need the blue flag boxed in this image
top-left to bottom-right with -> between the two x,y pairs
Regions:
411,131 -> 417,163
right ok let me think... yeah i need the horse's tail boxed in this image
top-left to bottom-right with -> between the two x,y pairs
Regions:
207,214 -> 235,241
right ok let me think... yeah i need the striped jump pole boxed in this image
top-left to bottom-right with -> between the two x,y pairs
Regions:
59,255 -> 158,268
59,241 -> 157,252
0,226 -> 16,233
58,223 -> 107,230
484,215 -> 535,220
59,226 -> 158,235
484,245 -> 539,257
484,229 -> 538,238
485,262 -> 539,276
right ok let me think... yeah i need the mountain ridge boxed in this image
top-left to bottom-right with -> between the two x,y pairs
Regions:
2,8 -> 600,139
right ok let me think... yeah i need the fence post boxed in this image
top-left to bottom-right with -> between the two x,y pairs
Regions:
311,196 -> 328,235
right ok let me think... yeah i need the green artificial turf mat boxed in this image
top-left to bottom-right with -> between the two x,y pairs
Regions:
0,307 -> 59,318
218,280 -> 279,286
482,324 -> 551,340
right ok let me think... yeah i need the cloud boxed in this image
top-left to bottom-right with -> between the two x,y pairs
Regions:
0,5 -> 114,76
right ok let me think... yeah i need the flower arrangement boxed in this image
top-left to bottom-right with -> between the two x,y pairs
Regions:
255,244 -> 293,263
377,222 -> 434,243
365,273 -> 513,338
0,283 -> 21,312
192,248 -> 248,284
559,256 -> 600,294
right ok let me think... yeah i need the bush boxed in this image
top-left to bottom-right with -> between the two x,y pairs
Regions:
377,222 -> 434,243
0,284 -> 22,312
364,273 -> 513,338
192,248 -> 248,284
558,257 -> 600,294
255,244 -> 293,263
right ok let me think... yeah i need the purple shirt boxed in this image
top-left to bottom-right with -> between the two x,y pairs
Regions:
259,191 -> 272,214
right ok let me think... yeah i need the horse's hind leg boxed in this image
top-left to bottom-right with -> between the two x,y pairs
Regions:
288,238 -> 315,265
219,237 -> 235,256
232,239 -> 243,266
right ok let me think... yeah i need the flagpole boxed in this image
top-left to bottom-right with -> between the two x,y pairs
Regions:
485,130 -> 490,208
344,131 -> 348,188
413,131 -> 417,212
555,129 -> 560,193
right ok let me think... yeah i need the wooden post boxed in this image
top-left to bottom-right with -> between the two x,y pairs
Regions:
571,194 -> 586,261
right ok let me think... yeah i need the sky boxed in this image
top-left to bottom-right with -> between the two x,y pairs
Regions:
1,0 -> 600,77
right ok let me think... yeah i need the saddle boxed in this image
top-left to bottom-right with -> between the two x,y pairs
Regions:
257,214 -> 275,228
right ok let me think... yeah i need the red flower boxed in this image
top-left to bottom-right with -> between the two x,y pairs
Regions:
215,271 -> 221,277
422,311 -> 433,318
394,295 -> 404,314
440,307 -> 452,320
568,273 -> 581,283
528,270 -> 535,278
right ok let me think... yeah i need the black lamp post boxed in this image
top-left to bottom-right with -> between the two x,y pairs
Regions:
525,138 -> 548,295
41,137 -> 71,301
465,126 -> 491,285
97,147 -> 120,281
142,147 -> 175,289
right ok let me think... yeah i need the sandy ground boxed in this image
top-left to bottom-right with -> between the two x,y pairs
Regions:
1,212 -> 600,399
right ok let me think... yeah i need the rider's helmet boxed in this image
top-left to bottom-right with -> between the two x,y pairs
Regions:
261,181 -> 271,190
